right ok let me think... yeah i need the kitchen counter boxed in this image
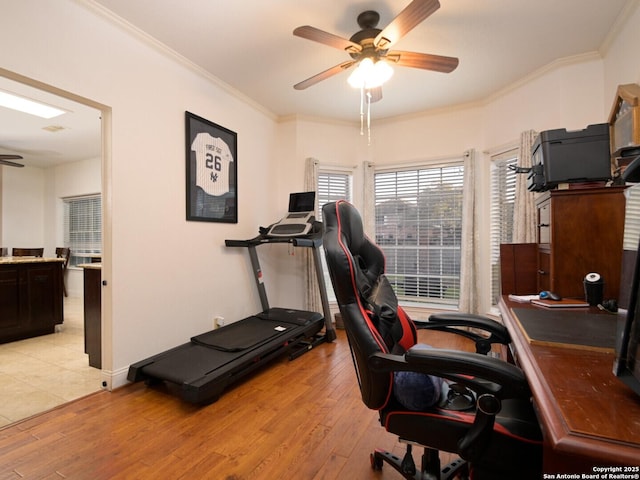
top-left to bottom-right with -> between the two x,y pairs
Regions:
0,256 -> 64,264
0,257 -> 64,343
77,263 -> 101,269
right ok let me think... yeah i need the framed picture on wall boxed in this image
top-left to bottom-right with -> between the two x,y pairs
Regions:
185,111 -> 237,223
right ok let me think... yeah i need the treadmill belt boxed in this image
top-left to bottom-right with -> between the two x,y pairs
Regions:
142,344 -> 237,385
256,307 -> 321,326
128,308 -> 326,403
191,316 -> 294,352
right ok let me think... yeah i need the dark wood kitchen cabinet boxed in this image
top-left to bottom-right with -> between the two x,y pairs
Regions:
81,263 -> 102,369
0,258 -> 63,343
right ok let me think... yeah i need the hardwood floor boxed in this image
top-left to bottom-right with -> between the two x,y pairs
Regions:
0,328 -> 474,480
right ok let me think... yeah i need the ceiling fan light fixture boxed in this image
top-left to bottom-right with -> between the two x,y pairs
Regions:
347,58 -> 393,89
0,90 -> 66,119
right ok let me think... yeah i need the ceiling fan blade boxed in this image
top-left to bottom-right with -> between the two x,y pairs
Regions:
294,61 -> 356,90
0,159 -> 25,168
386,50 -> 459,73
375,0 -> 440,50
366,86 -> 383,103
293,26 -> 362,54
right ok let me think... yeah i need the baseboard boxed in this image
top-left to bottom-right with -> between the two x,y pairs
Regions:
100,366 -> 130,391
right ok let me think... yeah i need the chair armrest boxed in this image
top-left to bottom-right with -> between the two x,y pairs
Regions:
369,346 -> 530,400
414,312 -> 510,354
370,346 -> 538,464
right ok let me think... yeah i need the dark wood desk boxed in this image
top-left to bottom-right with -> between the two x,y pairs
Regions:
498,296 -> 640,473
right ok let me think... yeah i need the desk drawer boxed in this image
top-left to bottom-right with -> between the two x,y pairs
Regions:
538,202 -> 551,244
537,251 -> 550,292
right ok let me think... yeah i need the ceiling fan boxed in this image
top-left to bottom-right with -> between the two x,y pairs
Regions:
292,0 -> 459,101
0,154 -> 24,168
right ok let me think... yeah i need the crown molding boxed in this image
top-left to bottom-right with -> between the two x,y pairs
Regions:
77,0 -> 277,122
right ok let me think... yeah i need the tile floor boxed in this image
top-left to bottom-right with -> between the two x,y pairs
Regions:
0,296 -> 102,427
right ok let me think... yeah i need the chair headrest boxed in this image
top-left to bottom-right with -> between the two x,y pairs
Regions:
323,201 -> 385,301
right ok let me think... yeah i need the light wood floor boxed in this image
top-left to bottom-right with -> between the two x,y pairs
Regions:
0,328 -> 472,480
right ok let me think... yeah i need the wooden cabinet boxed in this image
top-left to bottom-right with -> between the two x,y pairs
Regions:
499,243 -> 538,295
0,259 -> 63,343
536,187 -> 626,300
81,264 -> 102,369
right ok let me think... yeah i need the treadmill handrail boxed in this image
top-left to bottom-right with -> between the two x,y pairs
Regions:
224,223 -> 335,342
224,227 -> 323,249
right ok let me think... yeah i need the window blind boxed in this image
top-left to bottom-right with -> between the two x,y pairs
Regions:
374,164 -> 464,305
316,171 -> 352,302
63,194 -> 102,267
489,152 -> 518,303
316,172 -> 351,221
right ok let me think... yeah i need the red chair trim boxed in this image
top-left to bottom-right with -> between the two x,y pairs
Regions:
397,306 -> 418,351
333,200 -> 394,408
385,410 -> 543,446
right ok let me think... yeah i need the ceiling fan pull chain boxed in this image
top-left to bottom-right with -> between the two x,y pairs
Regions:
366,89 -> 372,145
359,87 -> 365,136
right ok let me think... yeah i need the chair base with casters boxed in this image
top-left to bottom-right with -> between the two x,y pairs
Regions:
321,200 -> 543,480
372,440 -> 468,480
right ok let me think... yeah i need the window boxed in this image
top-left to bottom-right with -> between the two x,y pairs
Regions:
374,163 -> 464,306
489,151 -> 518,304
63,194 -> 102,267
316,171 -> 352,221
316,170 -> 352,302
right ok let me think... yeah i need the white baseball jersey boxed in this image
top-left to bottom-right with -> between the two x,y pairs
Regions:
191,133 -> 234,196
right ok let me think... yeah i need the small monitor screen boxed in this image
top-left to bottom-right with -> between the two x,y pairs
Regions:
289,191 -> 315,213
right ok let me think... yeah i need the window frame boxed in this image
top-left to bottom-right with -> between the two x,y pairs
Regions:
63,194 -> 102,268
373,160 -> 465,307
489,149 -> 518,306
316,167 -> 353,303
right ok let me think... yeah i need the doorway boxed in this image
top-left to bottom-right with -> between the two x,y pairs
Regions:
0,69 -> 109,425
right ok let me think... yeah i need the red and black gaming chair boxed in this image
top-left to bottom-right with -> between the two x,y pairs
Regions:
322,200 -> 542,480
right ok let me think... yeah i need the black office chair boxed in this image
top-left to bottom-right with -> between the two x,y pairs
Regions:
322,200 -> 542,480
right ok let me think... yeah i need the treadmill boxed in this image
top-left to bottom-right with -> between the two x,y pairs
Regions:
127,223 -> 335,404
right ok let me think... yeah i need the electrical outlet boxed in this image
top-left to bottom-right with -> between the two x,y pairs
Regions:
214,315 -> 225,329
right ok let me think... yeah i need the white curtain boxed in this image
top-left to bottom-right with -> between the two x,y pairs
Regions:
513,130 -> 538,243
303,157 -> 321,312
362,161 -> 376,238
459,149 -> 480,314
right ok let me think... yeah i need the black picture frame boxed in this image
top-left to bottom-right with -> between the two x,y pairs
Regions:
185,111 -> 237,223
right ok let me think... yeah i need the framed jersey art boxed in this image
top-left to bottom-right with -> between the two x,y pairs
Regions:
185,111 -> 237,223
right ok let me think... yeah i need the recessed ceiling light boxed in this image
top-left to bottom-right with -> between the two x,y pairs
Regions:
0,89 -> 66,119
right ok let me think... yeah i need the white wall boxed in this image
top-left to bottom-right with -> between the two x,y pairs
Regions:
284,2 -> 640,315
1,0 -> 639,388
603,2 -> 640,104
270,117 -> 363,308
1,166 -> 45,249
0,0 -> 279,387
45,157 -> 102,297
363,56 -> 609,314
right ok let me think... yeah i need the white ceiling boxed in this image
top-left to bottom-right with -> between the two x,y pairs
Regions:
0,76 -> 102,169
0,0 -> 633,168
